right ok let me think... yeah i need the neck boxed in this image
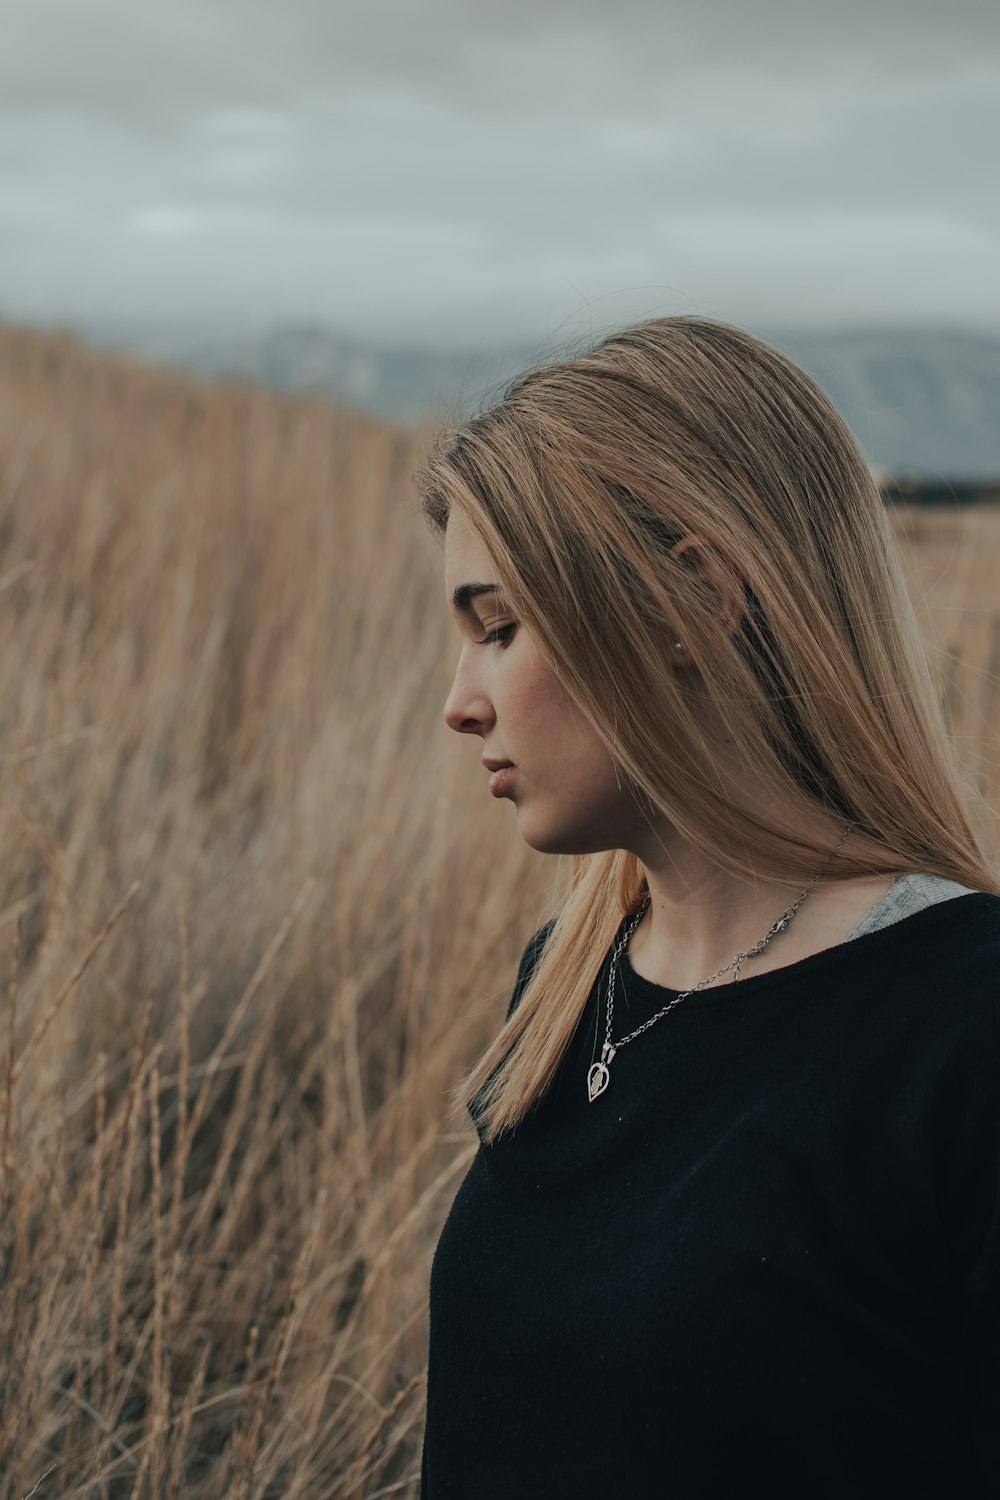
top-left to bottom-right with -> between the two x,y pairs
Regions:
625,822 -> 891,993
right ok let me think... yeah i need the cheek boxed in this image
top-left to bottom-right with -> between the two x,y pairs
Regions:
509,648 -> 615,781
504,655 -> 563,732
535,701 -> 615,786
520,686 -> 583,754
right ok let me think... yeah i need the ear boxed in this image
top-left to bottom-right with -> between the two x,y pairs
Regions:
668,534 -> 747,639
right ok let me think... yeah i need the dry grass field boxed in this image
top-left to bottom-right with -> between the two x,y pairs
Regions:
0,322 -> 996,1498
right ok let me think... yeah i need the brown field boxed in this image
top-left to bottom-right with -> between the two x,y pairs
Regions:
0,323 -> 996,1498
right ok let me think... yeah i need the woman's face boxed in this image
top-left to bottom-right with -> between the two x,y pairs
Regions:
442,509 -> 657,856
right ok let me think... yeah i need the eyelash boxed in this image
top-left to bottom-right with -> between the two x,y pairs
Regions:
478,624 -> 516,649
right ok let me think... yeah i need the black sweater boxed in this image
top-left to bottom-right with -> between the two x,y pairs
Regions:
420,893 -> 1000,1498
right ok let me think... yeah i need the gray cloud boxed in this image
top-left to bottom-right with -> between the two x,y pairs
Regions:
1,0 -> 998,348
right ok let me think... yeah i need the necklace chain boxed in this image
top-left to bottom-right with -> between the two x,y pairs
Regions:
587,821 -> 856,1103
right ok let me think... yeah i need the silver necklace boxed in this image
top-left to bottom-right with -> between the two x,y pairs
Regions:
586,821 -> 856,1103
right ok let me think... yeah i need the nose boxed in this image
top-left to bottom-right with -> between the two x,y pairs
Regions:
443,657 -> 495,736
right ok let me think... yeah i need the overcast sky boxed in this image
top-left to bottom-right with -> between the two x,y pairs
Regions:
2,0 -> 999,352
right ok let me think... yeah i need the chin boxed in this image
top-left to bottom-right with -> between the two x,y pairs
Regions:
515,807 -> 615,858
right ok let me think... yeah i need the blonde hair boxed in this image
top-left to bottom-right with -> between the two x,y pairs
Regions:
413,315 -> 999,1143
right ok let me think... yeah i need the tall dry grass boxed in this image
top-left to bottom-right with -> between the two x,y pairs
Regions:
0,324 -> 552,1497
0,321 -> 996,1497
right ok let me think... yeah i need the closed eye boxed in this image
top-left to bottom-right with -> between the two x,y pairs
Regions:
478,624 -> 516,648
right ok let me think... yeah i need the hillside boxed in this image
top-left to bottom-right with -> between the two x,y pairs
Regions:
72,318 -> 1000,481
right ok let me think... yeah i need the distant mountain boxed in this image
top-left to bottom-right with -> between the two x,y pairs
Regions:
81,320 -> 1000,480
85,320 -> 528,429
766,328 -> 1000,482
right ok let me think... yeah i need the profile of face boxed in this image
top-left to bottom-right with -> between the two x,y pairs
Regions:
442,509 -> 664,857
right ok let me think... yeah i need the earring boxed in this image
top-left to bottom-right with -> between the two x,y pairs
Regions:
674,641 -> 685,653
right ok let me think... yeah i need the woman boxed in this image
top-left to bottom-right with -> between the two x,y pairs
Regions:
413,317 -> 1000,1497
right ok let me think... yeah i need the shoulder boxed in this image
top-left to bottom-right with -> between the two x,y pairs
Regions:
892,895 -> 1000,1280
885,893 -> 1000,1065
505,918 -> 558,1022
947,894 -> 1000,1047
933,891 -> 1000,991
883,890 -> 1000,993
860,889 -> 1000,984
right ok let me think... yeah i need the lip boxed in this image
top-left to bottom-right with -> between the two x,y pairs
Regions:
482,758 -> 515,773
487,766 -> 516,797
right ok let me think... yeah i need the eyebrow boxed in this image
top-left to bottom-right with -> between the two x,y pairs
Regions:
451,582 -> 499,614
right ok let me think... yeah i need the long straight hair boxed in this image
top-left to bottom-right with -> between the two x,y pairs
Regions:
413,316 -> 999,1143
